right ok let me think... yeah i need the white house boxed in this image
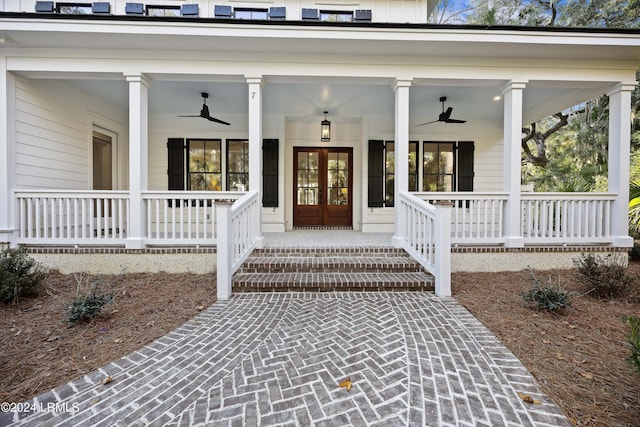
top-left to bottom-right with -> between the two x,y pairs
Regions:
0,1 -> 638,293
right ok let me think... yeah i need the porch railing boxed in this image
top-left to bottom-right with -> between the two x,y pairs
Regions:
15,190 -> 130,245
414,192 -> 615,246
413,192 -> 508,244
520,193 -> 615,244
397,191 -> 452,297
142,191 -> 245,246
216,191 -> 261,300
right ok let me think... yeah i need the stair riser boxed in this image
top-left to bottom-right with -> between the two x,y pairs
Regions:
238,266 -> 424,274
234,284 -> 434,292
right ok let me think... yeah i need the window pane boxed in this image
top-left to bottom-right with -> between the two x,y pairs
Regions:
188,139 -> 220,191
385,142 -> 395,206
59,4 -> 91,14
320,12 -> 353,22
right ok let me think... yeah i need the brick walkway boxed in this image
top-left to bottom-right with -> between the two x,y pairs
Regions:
2,293 -> 570,426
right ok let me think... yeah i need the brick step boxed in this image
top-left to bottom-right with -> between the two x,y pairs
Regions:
252,247 -> 406,257
232,272 -> 434,292
238,256 -> 424,274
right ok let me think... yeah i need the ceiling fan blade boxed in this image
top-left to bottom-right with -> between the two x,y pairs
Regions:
445,118 -> 467,124
416,120 -> 439,127
442,106 -> 453,119
206,116 -> 231,125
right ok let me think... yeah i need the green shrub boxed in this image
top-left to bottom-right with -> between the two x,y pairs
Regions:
522,269 -> 571,312
573,253 -> 635,299
66,276 -> 113,324
0,247 -> 47,304
625,316 -> 640,375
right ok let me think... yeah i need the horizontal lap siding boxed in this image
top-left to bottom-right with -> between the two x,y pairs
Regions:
473,138 -> 503,191
15,79 -> 89,189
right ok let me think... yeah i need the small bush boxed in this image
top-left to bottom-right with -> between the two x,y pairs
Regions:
0,247 -> 47,304
66,275 -> 113,324
573,253 -> 635,299
522,269 -> 571,312
625,316 -> 640,375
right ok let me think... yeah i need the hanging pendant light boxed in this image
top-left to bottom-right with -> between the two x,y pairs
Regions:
321,111 -> 331,142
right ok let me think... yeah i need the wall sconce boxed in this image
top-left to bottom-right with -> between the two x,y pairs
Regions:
321,111 -> 331,142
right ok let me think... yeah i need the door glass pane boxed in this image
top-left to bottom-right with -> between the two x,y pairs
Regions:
297,151 -> 319,205
327,151 -> 348,206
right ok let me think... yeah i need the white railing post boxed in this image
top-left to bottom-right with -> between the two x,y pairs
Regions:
216,200 -> 234,300
433,201 -> 452,297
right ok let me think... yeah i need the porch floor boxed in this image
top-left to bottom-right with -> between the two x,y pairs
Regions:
263,231 -> 394,248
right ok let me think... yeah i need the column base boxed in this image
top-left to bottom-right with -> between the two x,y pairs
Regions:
125,238 -> 145,250
391,235 -> 404,248
612,236 -> 634,248
0,229 -> 17,248
504,236 -> 525,248
254,235 -> 265,249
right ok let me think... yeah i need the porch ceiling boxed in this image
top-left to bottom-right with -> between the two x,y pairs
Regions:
3,17 -> 637,127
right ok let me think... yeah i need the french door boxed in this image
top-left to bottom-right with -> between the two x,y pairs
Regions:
293,147 -> 353,227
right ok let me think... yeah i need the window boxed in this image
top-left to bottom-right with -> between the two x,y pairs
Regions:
146,5 -> 180,16
423,142 -> 454,192
320,11 -> 353,22
234,8 -> 268,20
188,139 -> 221,191
56,3 -> 91,14
167,138 -> 280,207
227,140 -> 249,191
368,140 -> 473,208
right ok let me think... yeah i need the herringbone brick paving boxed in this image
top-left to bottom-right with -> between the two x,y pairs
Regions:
3,293 -> 570,427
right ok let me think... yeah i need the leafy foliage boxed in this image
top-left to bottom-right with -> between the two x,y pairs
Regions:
521,269 -> 571,312
573,253 -> 636,299
625,315 -> 640,374
0,247 -> 47,304
66,275 -> 113,324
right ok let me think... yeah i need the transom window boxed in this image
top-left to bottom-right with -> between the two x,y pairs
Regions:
188,139 -> 221,191
146,5 -> 180,16
227,140 -> 249,191
320,10 -> 353,22
56,3 -> 91,14
234,8 -> 268,20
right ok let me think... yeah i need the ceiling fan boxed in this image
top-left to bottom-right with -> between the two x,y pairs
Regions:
178,92 -> 230,125
416,96 -> 467,126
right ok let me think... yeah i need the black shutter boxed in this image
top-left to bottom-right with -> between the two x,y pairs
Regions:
262,139 -> 278,208
457,141 -> 474,192
368,140 -> 385,207
167,138 -> 185,191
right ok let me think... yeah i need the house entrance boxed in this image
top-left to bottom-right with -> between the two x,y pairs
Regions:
293,147 -> 353,227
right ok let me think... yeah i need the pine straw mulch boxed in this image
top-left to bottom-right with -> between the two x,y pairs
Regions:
1,265 -> 640,426
454,262 -> 640,427
0,271 -> 216,403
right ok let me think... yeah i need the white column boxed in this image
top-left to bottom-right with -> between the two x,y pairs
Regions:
0,57 -> 16,246
246,76 -> 264,248
392,79 -> 412,247
608,83 -> 635,247
125,74 -> 151,249
502,80 -> 527,247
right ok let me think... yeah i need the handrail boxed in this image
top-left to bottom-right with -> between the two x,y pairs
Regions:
216,191 -> 260,300
397,191 -> 452,297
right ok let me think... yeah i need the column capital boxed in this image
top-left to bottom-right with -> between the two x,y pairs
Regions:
393,78 -> 413,92
124,73 -> 153,87
607,82 -> 637,96
501,80 -> 528,94
245,76 -> 264,87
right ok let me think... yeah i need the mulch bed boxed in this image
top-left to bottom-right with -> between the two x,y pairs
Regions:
454,262 -> 640,427
0,271 -> 216,403
1,264 -> 639,426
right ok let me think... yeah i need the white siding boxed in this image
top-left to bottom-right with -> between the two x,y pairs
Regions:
14,78 -> 126,190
